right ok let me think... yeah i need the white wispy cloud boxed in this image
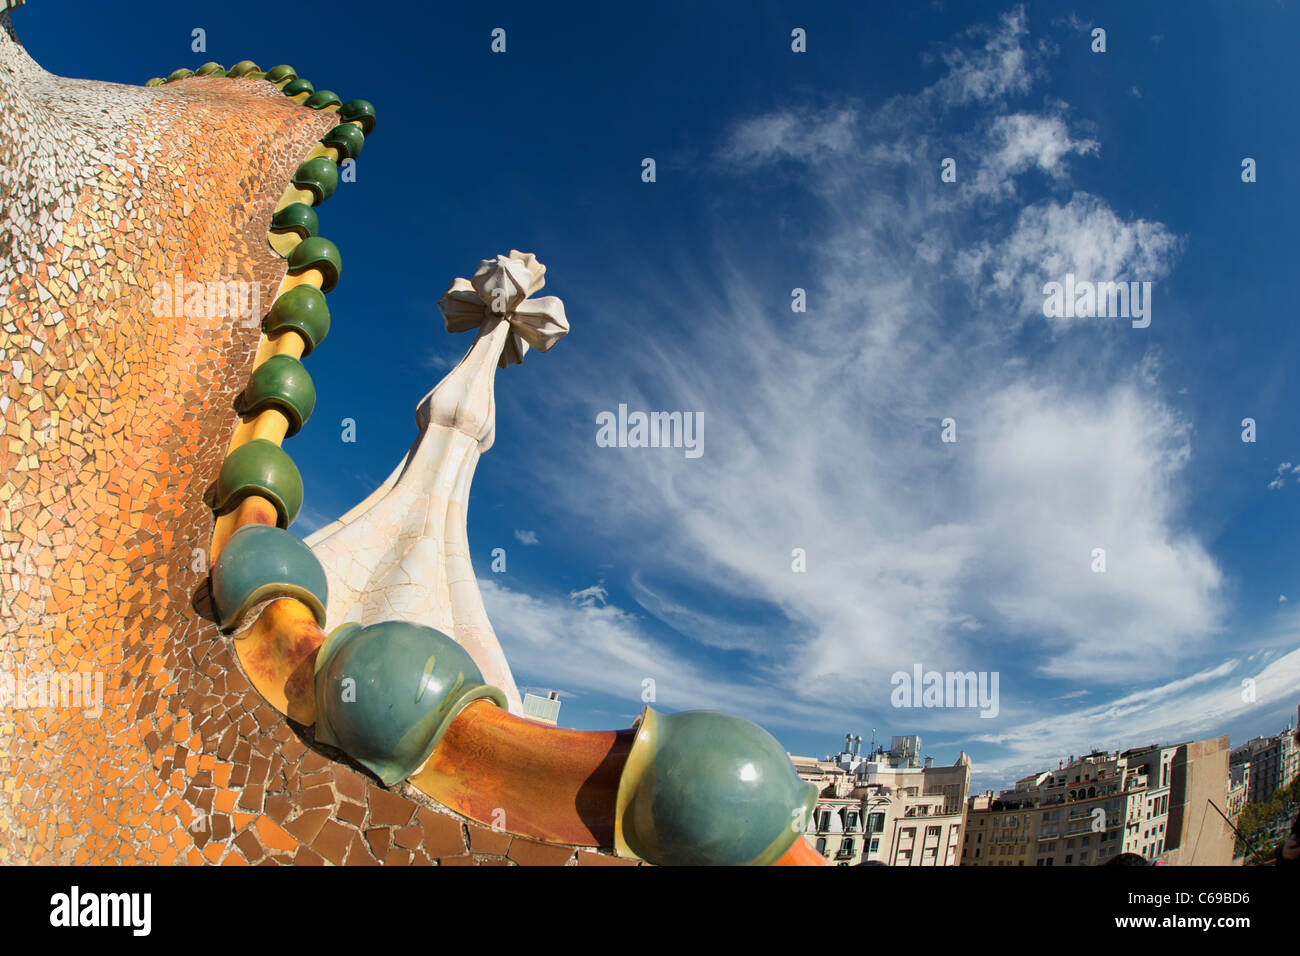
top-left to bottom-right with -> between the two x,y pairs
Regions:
629,572 -> 779,654
969,113 -> 1099,197
927,6 -> 1039,106
715,107 -> 858,169
959,192 -> 1183,322
956,648 -> 1300,787
484,579 -> 849,729
514,528 -> 540,545
1268,461 -> 1295,490
481,7 -> 1257,776
568,583 -> 609,607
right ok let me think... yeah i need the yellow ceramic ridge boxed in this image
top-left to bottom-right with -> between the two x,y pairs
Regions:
612,706 -> 659,861
178,61 -> 368,704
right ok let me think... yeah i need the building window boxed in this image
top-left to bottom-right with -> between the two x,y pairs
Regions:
927,826 -> 941,839
869,838 -> 879,854
815,838 -> 827,856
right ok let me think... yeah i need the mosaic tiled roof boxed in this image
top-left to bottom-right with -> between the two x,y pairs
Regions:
0,5 -> 826,866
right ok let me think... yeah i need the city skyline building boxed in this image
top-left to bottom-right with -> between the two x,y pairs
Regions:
792,733 -> 970,866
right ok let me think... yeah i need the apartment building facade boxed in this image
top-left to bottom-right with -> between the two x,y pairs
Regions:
1230,719 -> 1299,805
1226,762 -> 1249,817
792,734 -> 971,866
961,736 -> 1235,866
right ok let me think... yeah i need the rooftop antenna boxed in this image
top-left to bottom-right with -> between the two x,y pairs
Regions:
1206,798 -> 1271,866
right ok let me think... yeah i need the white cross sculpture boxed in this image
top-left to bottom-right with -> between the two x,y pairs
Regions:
305,251 -> 569,714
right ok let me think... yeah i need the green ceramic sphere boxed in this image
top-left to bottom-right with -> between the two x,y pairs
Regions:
146,78 -> 165,87
291,157 -> 338,204
337,99 -> 376,135
263,285 -> 330,355
321,123 -> 365,160
304,89 -> 342,111
243,355 -> 316,437
313,621 -> 508,785
166,68 -> 194,82
282,77 -> 314,98
227,60 -> 261,78
210,523 -> 327,632
618,709 -> 818,866
265,64 -> 297,83
195,62 -> 226,76
214,439 -> 303,528
269,202 -> 319,240
287,236 -> 341,293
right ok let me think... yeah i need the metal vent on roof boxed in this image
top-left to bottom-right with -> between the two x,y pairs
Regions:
522,692 -> 561,725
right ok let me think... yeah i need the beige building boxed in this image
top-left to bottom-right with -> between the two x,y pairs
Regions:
792,734 -> 970,866
961,736 -> 1236,866
1158,736 -> 1236,865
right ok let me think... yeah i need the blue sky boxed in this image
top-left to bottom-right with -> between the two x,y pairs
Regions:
21,1 -> 1300,791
